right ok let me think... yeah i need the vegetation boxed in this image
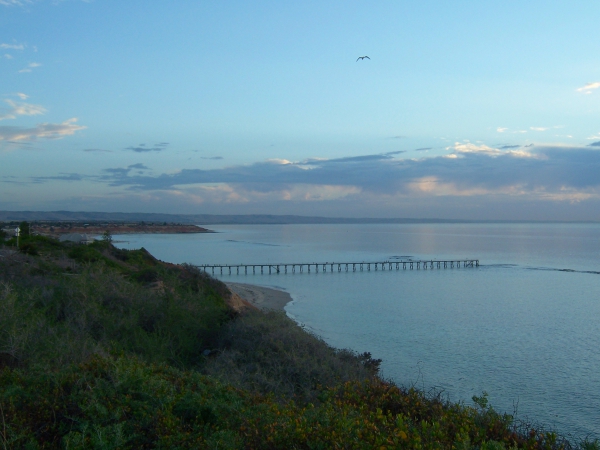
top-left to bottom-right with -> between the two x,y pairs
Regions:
0,226 -> 597,449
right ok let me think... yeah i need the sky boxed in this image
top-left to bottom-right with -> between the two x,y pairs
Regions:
1,0 -> 600,221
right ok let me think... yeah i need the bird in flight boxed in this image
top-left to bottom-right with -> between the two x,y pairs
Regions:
356,56 -> 370,61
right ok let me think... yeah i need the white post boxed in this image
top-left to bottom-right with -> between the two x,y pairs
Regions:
15,226 -> 20,248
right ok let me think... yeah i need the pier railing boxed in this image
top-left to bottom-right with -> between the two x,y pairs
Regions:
197,259 -> 479,276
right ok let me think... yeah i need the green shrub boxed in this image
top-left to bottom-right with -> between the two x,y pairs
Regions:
0,356 -> 249,449
0,356 -> 571,450
0,263 -> 229,370
132,267 -> 159,283
202,309 -> 380,403
68,245 -> 103,263
18,242 -> 38,256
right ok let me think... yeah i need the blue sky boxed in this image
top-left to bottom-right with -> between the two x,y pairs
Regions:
2,0 -> 600,220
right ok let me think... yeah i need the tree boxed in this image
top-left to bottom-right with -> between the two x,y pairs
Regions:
101,230 -> 113,244
19,221 -> 30,238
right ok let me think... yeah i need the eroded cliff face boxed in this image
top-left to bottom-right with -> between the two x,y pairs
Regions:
225,291 -> 257,314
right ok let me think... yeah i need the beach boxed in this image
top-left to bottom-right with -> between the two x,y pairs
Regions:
225,282 -> 292,311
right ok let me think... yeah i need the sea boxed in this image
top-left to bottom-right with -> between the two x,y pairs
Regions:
113,223 -> 600,440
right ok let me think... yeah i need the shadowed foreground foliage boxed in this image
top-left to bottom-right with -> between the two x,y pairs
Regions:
202,309 -> 381,404
0,355 -> 577,450
0,230 -> 596,449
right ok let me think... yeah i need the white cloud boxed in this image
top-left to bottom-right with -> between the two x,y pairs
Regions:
15,92 -> 28,100
406,176 -> 519,197
449,142 -> 537,159
577,82 -> 600,93
166,183 -> 362,205
18,62 -> 41,73
497,127 -> 508,133
0,118 -> 86,142
0,0 -> 32,5
451,142 -> 498,155
4,54 -> 13,59
530,127 -> 548,131
0,43 -> 25,50
265,158 -> 292,165
0,99 -> 46,120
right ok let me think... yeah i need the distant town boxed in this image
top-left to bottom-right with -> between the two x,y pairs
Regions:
0,220 -> 211,240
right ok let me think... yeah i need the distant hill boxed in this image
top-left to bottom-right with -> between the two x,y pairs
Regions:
3,211 -> 586,224
0,210 -> 474,224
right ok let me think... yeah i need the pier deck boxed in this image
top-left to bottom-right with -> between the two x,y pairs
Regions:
197,259 -> 479,276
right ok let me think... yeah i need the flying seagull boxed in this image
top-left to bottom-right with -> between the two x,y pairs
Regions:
356,55 -> 370,61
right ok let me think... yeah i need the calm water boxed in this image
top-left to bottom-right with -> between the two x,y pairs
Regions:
114,223 -> 600,439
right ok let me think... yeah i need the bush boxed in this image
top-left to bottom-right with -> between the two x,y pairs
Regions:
0,264 -> 229,370
18,242 -> 38,255
0,356 -> 249,448
68,244 -> 103,263
0,356 -> 570,450
202,310 -> 380,403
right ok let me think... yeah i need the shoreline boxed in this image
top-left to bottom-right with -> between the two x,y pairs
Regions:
225,282 -> 293,311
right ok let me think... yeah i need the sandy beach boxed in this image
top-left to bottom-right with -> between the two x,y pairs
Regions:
225,282 -> 292,311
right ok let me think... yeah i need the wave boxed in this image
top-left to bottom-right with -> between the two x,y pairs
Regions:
527,267 -> 600,275
226,239 -> 283,247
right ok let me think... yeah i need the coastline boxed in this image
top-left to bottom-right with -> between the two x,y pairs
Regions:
225,282 -> 293,311
33,223 -> 213,237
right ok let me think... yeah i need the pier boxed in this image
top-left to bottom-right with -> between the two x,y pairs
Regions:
197,259 -> 479,276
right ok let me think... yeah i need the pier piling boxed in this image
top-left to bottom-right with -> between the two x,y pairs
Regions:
197,259 -> 479,276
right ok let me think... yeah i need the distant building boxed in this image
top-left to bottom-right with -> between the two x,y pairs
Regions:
1,227 -> 17,237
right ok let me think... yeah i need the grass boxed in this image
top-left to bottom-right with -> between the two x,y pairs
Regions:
0,229 -> 597,449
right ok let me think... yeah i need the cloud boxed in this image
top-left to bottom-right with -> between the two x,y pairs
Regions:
0,118 -> 86,142
497,127 -> 508,133
530,127 -> 548,131
449,142 -> 537,158
125,142 -> 168,152
93,143 -> 600,208
317,153 -> 398,164
101,163 -> 151,181
15,92 -> 28,100
0,43 -> 25,50
499,145 -> 520,150
18,62 -> 41,73
388,135 -> 406,139
201,156 -> 224,160
577,82 -> 600,93
414,147 -> 431,152
0,99 -> 46,120
128,163 -> 150,170
31,173 -> 86,183
15,143 -> 600,220
83,148 -> 113,153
